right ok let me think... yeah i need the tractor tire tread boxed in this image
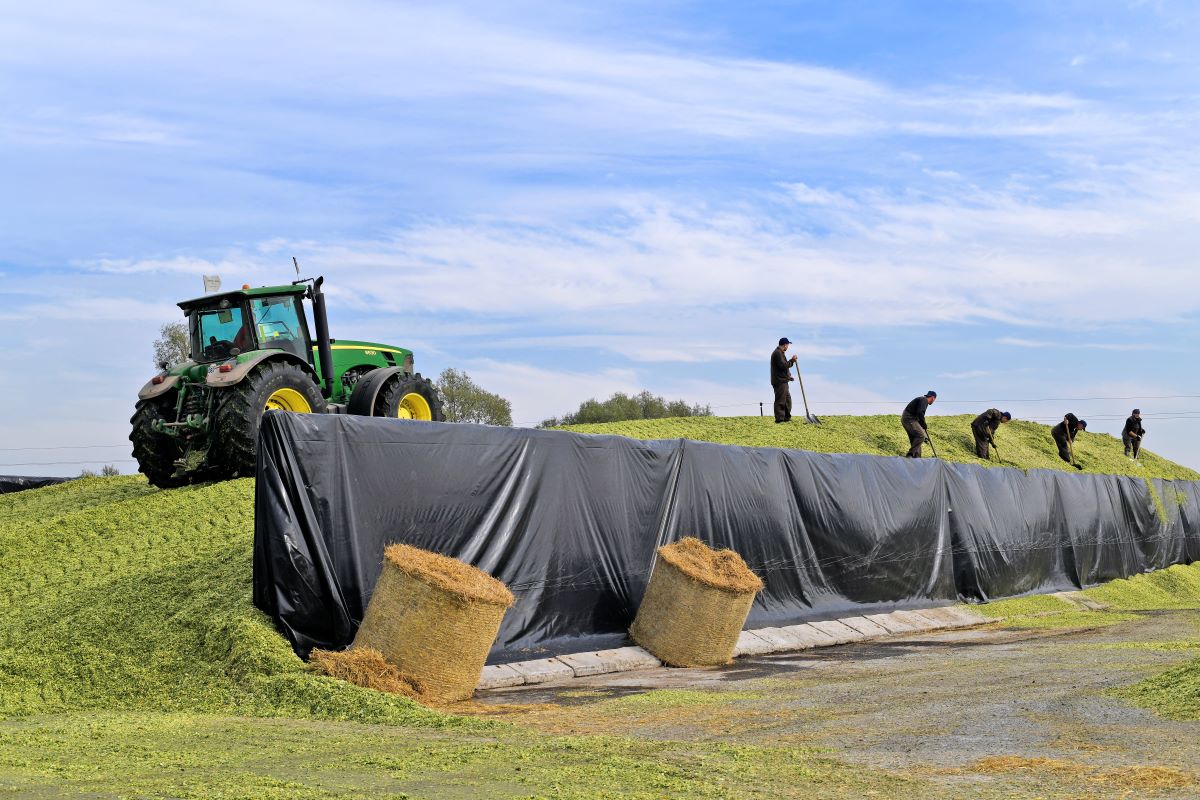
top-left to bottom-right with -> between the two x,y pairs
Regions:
129,397 -> 188,489
212,360 -> 326,478
374,372 -> 445,421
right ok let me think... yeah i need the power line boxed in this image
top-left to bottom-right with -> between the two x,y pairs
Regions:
0,458 -> 137,468
0,444 -> 130,452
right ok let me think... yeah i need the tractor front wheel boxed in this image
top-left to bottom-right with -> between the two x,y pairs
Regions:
130,396 -> 187,489
213,360 -> 327,477
375,373 -> 445,421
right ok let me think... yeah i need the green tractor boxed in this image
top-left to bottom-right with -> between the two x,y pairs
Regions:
131,275 -> 443,488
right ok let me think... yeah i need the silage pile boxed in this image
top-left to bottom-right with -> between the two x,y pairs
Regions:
561,415 -> 1199,481
0,476 -> 463,728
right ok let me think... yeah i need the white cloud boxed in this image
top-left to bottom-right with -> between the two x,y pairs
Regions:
939,370 -> 992,380
997,337 -> 1157,352
0,0 -> 1162,160
85,159 -> 1200,339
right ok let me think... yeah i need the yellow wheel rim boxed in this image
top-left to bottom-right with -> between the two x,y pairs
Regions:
264,387 -> 313,413
397,392 -> 432,420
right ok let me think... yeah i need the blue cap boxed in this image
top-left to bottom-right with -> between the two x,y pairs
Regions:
926,390 -> 937,398
1001,411 -> 1012,420
778,337 -> 792,345
1078,419 -> 1088,428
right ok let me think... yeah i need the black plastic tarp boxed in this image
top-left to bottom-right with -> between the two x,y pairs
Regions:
253,412 -> 1199,662
0,475 -> 72,494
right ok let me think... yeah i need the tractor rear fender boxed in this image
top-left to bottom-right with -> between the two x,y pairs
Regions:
137,373 -> 180,401
205,351 -> 317,390
347,366 -> 404,416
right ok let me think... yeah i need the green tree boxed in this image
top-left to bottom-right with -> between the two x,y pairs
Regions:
436,368 -> 513,426
152,321 -> 190,368
540,390 -> 712,427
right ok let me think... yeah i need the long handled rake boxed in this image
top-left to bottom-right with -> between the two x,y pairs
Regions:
1064,418 -> 1083,471
793,363 -> 821,425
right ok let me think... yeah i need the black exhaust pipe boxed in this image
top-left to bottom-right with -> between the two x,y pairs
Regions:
310,276 -> 335,398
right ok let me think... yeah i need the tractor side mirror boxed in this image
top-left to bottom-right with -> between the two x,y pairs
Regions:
157,360 -> 169,371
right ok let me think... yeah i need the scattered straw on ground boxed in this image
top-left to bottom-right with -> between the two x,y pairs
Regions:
962,756 -> 1195,791
383,543 -> 514,607
657,537 -> 764,594
308,647 -> 424,699
969,756 -> 1089,777
442,699 -> 561,715
1092,765 -> 1195,790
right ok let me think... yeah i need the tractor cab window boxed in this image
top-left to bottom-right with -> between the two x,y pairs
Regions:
191,305 -> 251,362
250,296 -> 308,360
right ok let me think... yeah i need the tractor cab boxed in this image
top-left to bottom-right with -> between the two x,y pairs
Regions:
180,285 -> 313,366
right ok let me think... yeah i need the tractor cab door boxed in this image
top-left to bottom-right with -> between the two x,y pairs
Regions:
250,295 -> 313,365
192,305 -> 251,362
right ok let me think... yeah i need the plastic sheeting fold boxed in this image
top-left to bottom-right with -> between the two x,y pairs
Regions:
252,413 -> 1199,662
0,475 -> 72,494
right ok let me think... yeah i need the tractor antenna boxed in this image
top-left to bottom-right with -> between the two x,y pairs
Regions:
291,257 -> 314,286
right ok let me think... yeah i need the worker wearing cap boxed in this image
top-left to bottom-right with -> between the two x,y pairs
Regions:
1051,413 -> 1087,465
971,409 -> 1011,460
770,338 -> 798,423
1122,409 -> 1145,459
901,391 -> 937,457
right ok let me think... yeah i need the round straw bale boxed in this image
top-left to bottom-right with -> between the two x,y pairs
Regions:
630,537 -> 763,667
351,543 -> 514,703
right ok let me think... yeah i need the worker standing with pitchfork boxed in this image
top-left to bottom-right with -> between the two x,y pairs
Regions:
770,337 -> 798,424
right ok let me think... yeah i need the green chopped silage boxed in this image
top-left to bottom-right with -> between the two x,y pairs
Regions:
1118,658 -> 1200,720
560,415 -> 1200,481
967,593 -> 1078,619
0,476 -> 473,729
1082,563 -> 1200,610
962,563 -> 1200,717
967,564 -> 1200,629
998,611 -> 1144,629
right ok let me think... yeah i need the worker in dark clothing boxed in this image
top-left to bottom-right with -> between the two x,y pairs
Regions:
770,337 -> 798,423
1123,409 -> 1145,459
1051,414 -> 1087,466
901,391 -> 937,457
971,409 -> 1012,459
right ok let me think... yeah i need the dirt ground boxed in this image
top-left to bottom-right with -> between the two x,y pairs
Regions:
478,611 -> 1200,798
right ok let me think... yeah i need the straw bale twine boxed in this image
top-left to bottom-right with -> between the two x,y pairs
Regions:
351,543 -> 514,703
630,537 -> 763,667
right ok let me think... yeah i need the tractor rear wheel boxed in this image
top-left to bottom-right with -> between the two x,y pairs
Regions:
375,373 -> 445,421
130,396 -> 187,489
213,360 -> 327,477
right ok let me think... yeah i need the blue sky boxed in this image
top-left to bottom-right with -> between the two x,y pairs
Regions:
3,1 -> 1200,474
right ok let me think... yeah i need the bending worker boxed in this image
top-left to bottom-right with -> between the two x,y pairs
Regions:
1123,408 -> 1145,459
971,408 -> 1011,459
901,391 -> 937,458
1050,413 -> 1087,465
770,337 -> 798,424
